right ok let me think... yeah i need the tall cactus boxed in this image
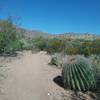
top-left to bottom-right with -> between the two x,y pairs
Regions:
62,55 -> 96,91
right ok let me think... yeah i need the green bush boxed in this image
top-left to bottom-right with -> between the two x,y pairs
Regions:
32,37 -> 47,51
0,18 -> 21,55
62,55 -> 96,91
19,39 -> 33,50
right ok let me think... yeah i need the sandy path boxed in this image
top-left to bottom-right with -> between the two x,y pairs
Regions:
0,51 -> 60,100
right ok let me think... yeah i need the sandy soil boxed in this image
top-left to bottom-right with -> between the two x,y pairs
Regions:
0,51 -> 96,100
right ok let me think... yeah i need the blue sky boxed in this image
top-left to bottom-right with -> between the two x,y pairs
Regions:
0,0 -> 100,34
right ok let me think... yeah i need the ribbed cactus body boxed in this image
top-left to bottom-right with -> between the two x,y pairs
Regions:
62,56 -> 96,91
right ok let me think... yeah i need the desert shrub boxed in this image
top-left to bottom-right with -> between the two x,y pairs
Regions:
62,55 -> 96,91
32,36 -> 47,51
31,36 -> 100,56
0,31 -> 18,55
3,40 -> 22,52
81,40 -> 100,56
49,53 -> 64,68
0,32 -> 7,53
89,55 -> 100,99
64,40 -> 100,56
64,41 -> 81,55
89,55 -> 100,74
19,39 -> 34,50
0,18 -> 22,55
65,46 -> 80,55
49,54 -> 58,66
46,38 -> 66,54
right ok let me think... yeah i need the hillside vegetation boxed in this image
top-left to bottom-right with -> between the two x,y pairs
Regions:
0,18 -> 100,56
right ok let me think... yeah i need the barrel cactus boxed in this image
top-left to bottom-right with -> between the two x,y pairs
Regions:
62,55 -> 96,91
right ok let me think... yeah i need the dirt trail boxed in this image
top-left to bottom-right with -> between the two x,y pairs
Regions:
0,51 -> 60,100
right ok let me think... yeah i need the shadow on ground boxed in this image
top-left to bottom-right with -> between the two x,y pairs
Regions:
53,76 -> 98,100
53,75 -> 64,88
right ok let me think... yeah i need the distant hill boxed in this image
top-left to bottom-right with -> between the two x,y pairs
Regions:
14,26 -> 49,41
17,28 -> 100,40
26,30 -> 48,38
49,32 -> 100,40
